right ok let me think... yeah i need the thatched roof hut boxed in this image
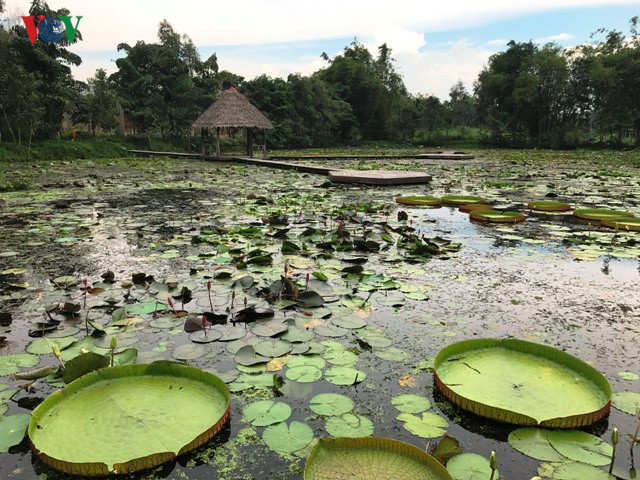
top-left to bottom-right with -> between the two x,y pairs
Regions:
193,88 -> 273,157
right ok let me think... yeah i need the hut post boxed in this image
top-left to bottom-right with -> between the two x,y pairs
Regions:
200,128 -> 205,156
247,128 -> 254,157
263,129 -> 267,158
216,127 -> 221,159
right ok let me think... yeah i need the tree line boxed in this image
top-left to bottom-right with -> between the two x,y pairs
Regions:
1,1 -> 638,149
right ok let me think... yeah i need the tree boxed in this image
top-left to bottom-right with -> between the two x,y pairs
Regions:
448,81 -> 475,139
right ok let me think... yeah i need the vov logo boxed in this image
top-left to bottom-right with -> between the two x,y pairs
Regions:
20,15 -> 82,44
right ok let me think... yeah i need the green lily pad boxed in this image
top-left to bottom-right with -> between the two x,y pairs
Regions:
441,195 -> 485,205
547,430 -> 613,466
469,210 -> 525,223
396,196 -> 442,207
617,371 -> 639,381
507,428 -> 566,461
573,208 -> 633,221
262,421 -> 314,453
254,339 -> 293,358
250,320 -> 289,337
0,353 -> 40,376
214,325 -> 247,342
188,329 -> 223,344
171,343 -> 211,361
446,453 -> 495,480
375,347 -> 411,363
325,366 -> 367,385
323,348 -> 358,365
325,413 -> 374,437
234,345 -> 270,366
0,414 -> 30,452
280,327 -> 315,343
601,218 -> 640,231
304,437 -> 454,480
285,365 -> 322,383
309,393 -> 355,416
288,355 -> 326,370
28,362 -> 230,476
314,324 -> 349,338
243,400 -> 292,427
612,391 -> 640,414
26,336 -> 77,355
125,301 -> 166,315
551,462 -> 614,480
331,316 -> 367,329
434,339 -> 611,427
528,201 -> 572,212
392,394 -> 432,414
397,412 -> 448,438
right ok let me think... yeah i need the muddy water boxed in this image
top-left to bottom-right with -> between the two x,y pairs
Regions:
0,154 -> 639,479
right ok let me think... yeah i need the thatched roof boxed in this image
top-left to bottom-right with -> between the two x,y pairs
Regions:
192,87 -> 274,130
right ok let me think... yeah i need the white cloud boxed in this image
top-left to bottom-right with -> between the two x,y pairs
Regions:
5,0 -> 636,52
485,39 -> 508,47
534,33 -> 576,43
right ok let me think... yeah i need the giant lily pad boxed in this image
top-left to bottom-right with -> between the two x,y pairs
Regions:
304,436 -> 453,480
434,339 -> 611,427
396,196 -> 442,207
573,208 -> 633,221
29,362 -> 230,476
601,217 -> 640,231
469,210 -> 525,223
441,195 -> 485,205
528,201 -> 572,212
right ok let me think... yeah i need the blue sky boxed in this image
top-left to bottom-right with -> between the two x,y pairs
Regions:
4,0 -> 639,98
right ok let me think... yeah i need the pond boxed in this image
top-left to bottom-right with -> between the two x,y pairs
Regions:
0,151 -> 639,479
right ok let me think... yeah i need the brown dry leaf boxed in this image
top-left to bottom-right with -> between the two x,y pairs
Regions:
87,287 -> 105,295
354,306 -> 373,318
398,374 -> 417,387
266,355 -> 291,372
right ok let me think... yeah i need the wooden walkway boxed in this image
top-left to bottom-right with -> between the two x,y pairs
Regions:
270,152 -> 474,160
129,150 -> 433,184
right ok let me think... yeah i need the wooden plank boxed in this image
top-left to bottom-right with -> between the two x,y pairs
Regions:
329,169 -> 431,185
269,153 -> 474,160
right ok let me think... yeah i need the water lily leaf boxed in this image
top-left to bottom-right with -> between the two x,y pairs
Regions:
262,421 -> 314,453
125,301 -> 165,315
432,435 -> 463,465
325,413 -> 374,437
254,339 -> 293,358
94,332 -> 138,349
360,335 -> 392,348
52,276 -> 78,288
323,348 -> 358,365
508,428 -> 566,461
331,316 -> 367,329
188,329 -> 223,344
0,414 -> 30,452
325,366 -> 367,385
314,324 -> 349,338
149,316 -> 183,329
397,412 -> 448,438
286,365 -> 322,383
234,345 -> 270,366
309,393 -> 354,416
612,391 -> 640,414
250,320 -> 289,337
446,453 -> 494,480
617,371 -> 639,381
551,462 -> 614,480
392,394 -> 432,414
171,343 -> 211,361
214,325 -> 247,342
26,336 -> 77,355
62,352 -> 110,384
304,437 -> 454,480
243,400 -> 292,427
0,353 -> 40,376
297,291 -> 325,308
288,355 -> 326,370
229,372 -> 275,391
374,347 -> 411,363
312,271 -> 328,282
280,327 -> 315,343
547,430 -> 613,466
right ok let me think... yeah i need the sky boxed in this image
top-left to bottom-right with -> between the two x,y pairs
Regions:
3,0 -> 639,99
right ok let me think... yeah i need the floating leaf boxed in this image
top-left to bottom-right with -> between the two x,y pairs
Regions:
323,349 -> 358,366
250,320 -> 289,337
171,343 -> 211,361
446,453 -> 494,480
325,413 -> 374,437
397,412 -> 448,438
234,345 -> 270,366
286,365 -> 322,383
125,301 -> 165,315
280,327 -> 315,343
617,371 -> 639,381
62,352 -> 110,384
288,355 -> 326,370
375,347 -> 411,363
612,391 -> 640,414
243,400 -> 292,427
0,353 -> 39,376
304,437 -> 454,480
392,394 -> 432,414
432,435 -> 463,465
325,366 -> 367,385
551,462 -> 614,480
309,393 -> 355,416
547,430 -> 613,466
26,336 -> 76,355
297,291 -> 325,308
262,421 -> 314,453
254,339 -> 293,358
0,414 -> 30,452
507,428 -> 566,462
